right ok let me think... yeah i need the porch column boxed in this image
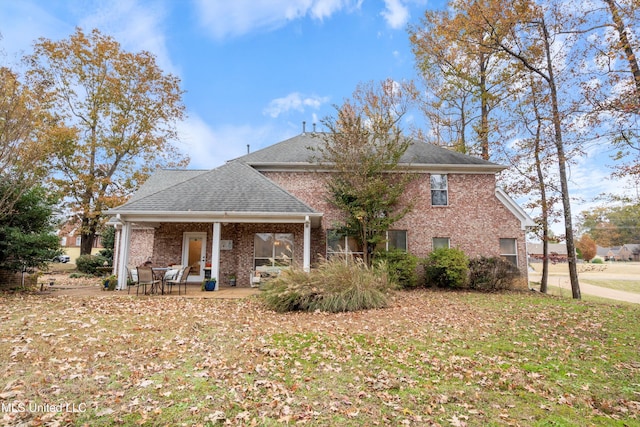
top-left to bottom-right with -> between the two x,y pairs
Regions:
303,216 -> 311,272
211,222 -> 221,287
116,220 -> 132,290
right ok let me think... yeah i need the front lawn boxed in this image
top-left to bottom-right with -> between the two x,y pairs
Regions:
0,290 -> 638,426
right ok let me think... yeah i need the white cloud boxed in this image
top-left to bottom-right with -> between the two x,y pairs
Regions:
263,92 -> 330,118
0,1 -> 179,77
77,0 -> 178,75
177,115 -> 293,169
193,0 -> 362,40
381,0 -> 409,29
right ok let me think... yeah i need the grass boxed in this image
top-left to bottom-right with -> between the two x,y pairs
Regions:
0,290 -> 638,426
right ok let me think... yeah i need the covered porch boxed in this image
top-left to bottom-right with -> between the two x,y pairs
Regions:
110,213 -> 323,291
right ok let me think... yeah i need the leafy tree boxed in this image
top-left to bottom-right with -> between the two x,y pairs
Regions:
577,0 -> 640,187
25,28 -> 188,255
497,70 -> 563,293
315,79 -> 418,265
0,66 -> 50,218
579,203 -> 640,246
468,0 -> 582,298
576,234 -> 597,262
0,183 -> 61,273
409,0 -> 509,159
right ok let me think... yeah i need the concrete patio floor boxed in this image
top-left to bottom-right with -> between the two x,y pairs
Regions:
42,282 -> 260,299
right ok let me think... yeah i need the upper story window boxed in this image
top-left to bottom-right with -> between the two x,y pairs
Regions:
431,174 -> 448,206
75,237 -> 82,246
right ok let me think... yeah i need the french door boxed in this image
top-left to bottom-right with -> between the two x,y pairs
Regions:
182,232 -> 207,282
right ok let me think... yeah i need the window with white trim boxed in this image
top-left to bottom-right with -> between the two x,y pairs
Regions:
431,174 -> 448,206
254,233 -> 294,268
432,237 -> 450,250
500,238 -> 518,266
75,237 -> 82,246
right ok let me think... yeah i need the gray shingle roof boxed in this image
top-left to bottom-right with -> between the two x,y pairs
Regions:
235,132 -> 502,168
111,132 -> 504,217
112,161 -> 316,214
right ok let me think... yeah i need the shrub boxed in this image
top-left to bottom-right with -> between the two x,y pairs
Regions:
260,257 -> 396,313
97,248 -> 113,266
75,254 -> 108,275
373,249 -> 420,288
468,256 -> 521,292
591,258 -> 604,264
423,247 -> 469,288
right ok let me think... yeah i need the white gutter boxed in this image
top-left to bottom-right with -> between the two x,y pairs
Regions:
495,188 -> 535,230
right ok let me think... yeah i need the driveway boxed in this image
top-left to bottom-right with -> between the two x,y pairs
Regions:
529,274 -> 640,303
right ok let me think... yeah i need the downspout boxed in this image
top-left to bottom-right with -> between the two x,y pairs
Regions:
303,216 -> 311,272
211,222 -> 221,290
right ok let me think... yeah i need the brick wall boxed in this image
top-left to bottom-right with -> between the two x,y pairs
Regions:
264,170 -> 529,272
128,227 -> 155,268
120,169 -> 529,286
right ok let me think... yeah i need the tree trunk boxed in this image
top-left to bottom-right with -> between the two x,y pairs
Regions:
542,20 -> 581,299
532,94 -> 549,293
80,216 -> 97,255
479,50 -> 490,160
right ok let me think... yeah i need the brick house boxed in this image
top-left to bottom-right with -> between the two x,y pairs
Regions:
55,217 -> 104,263
107,133 -> 533,290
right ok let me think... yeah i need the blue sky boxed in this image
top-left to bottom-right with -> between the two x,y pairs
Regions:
0,0 -> 436,167
0,0 -> 634,235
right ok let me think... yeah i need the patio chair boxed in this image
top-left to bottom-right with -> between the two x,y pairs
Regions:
135,266 -> 160,296
166,266 -> 190,295
126,267 -> 138,294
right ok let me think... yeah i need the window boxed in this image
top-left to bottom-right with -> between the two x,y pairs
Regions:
500,238 -> 518,266
327,230 -> 363,259
375,230 -> 408,251
387,230 -> 407,251
61,237 -> 67,246
254,233 -> 294,268
432,237 -> 450,250
431,174 -> 448,206
75,237 -> 82,246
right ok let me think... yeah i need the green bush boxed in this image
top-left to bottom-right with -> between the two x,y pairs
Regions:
591,258 -> 604,264
373,249 -> 420,288
260,257 -> 396,313
97,248 -> 113,266
75,254 -> 108,275
423,247 -> 469,288
468,256 -> 521,292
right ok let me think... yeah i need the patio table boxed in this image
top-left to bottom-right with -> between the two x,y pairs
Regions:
151,267 -> 170,294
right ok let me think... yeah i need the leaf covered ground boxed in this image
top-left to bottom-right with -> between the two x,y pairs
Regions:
1,290 -> 638,426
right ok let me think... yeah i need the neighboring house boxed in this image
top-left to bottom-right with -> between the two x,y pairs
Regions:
595,245 -> 611,261
527,242 -> 570,263
107,133 -> 534,290
618,244 -> 640,262
56,217 -> 103,263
